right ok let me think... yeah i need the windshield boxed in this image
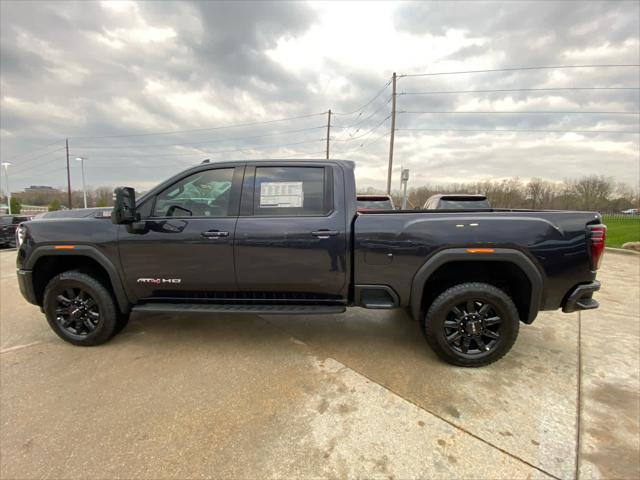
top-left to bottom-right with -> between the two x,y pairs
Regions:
439,199 -> 491,209
357,200 -> 393,210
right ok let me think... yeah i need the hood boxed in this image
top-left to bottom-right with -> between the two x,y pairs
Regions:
34,208 -> 112,220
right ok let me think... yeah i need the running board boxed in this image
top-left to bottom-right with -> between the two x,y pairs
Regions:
132,303 -> 346,315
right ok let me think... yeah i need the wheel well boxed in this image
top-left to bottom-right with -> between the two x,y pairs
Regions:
420,261 -> 531,322
32,255 -> 115,306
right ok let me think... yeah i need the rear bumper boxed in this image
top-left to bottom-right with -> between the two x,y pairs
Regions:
17,269 -> 38,305
562,281 -> 600,313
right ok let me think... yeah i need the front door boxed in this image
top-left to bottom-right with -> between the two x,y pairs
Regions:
118,165 -> 243,301
234,164 -> 348,299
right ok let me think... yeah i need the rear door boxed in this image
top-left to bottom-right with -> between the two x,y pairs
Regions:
234,163 -> 348,298
118,165 -> 243,301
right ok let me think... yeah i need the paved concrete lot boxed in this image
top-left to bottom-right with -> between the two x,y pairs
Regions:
0,249 -> 638,479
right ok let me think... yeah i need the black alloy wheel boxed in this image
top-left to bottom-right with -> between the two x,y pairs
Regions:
54,287 -> 101,337
443,299 -> 503,356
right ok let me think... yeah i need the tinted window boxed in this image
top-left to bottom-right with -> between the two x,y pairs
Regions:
357,200 -> 393,210
0,217 -> 11,225
153,168 -> 234,217
438,199 -> 491,209
254,167 -> 327,216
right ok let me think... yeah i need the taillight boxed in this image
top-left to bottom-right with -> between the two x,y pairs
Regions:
588,224 -> 607,270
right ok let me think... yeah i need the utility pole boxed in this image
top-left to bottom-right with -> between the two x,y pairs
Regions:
386,72 -> 397,195
65,139 -> 72,209
325,109 -> 331,159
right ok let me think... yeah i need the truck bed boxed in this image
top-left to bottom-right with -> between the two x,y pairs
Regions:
354,209 -> 601,312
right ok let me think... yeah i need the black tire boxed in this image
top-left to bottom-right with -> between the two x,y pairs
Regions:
115,312 -> 130,335
43,271 -> 119,346
422,282 -> 520,367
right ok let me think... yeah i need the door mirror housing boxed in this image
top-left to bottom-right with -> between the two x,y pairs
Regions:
112,187 -> 139,224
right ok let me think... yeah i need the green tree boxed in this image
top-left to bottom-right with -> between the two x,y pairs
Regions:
10,197 -> 21,214
48,198 -> 61,211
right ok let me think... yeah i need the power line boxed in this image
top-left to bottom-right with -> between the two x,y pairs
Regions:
331,115 -> 392,142
6,146 -> 66,170
332,130 -> 390,156
11,164 -> 67,178
1,140 -> 64,163
333,96 -> 392,130
399,87 -> 640,95
83,150 -> 330,170
398,64 -> 640,78
72,125 -> 326,149
10,155 -> 66,175
396,128 -> 640,134
71,139 -> 327,162
332,79 -> 392,116
399,111 -> 640,115
68,112 -> 327,140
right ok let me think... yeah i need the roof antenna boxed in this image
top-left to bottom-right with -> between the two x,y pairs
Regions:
201,159 -> 210,164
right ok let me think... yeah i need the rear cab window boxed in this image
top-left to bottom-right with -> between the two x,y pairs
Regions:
439,199 -> 491,209
252,166 -> 331,216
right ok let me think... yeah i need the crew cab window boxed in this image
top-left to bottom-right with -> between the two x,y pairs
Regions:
254,166 -> 327,216
153,168 -> 234,217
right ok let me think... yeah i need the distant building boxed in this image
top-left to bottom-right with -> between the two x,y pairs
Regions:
24,185 -> 60,193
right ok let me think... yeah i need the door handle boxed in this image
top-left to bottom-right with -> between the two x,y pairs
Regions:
201,230 -> 229,238
311,230 -> 339,239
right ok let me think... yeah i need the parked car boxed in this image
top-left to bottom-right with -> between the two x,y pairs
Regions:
357,194 -> 395,211
15,160 -> 605,367
423,194 -> 491,210
621,208 -> 639,215
0,215 -> 30,248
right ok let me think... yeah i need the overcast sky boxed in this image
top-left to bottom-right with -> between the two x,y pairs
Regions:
1,0 -> 638,193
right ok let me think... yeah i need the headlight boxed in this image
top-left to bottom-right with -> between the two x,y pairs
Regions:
16,224 -> 26,247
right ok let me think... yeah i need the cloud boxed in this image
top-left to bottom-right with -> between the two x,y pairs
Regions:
0,0 -> 638,194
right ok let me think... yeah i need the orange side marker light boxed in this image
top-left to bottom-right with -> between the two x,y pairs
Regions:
54,245 -> 76,250
466,248 -> 495,253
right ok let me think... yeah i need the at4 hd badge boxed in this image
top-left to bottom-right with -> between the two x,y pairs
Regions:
137,278 -> 182,284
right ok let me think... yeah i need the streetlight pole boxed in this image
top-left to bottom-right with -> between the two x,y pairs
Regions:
400,168 -> 410,210
1,162 -> 11,215
75,157 -> 88,208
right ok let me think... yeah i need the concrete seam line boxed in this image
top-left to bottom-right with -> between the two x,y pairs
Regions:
333,360 -> 563,480
575,311 -> 583,480
260,317 -> 562,480
0,340 -> 47,354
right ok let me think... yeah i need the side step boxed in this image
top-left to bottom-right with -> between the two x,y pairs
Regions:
132,303 -> 346,315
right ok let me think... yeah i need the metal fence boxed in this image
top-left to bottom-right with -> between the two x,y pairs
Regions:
601,213 -> 640,221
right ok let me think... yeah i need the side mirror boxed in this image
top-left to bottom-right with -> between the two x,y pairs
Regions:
112,187 -> 139,224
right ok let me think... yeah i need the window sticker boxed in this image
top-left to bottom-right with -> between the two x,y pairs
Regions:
260,181 -> 304,208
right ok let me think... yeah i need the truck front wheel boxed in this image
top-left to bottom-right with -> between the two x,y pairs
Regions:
43,271 -> 120,346
421,282 -> 520,367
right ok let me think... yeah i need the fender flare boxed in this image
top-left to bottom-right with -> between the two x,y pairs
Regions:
24,245 -> 132,313
409,248 -> 543,324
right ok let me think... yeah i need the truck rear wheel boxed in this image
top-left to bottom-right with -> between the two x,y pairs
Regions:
43,271 -> 119,346
421,282 -> 519,367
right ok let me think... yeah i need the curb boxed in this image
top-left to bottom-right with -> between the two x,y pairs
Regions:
605,247 -> 640,256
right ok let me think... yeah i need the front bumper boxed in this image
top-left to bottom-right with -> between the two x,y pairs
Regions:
0,231 -> 14,245
562,281 -> 600,313
17,269 -> 38,305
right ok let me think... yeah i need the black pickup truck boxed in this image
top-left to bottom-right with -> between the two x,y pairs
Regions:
15,160 -> 605,366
